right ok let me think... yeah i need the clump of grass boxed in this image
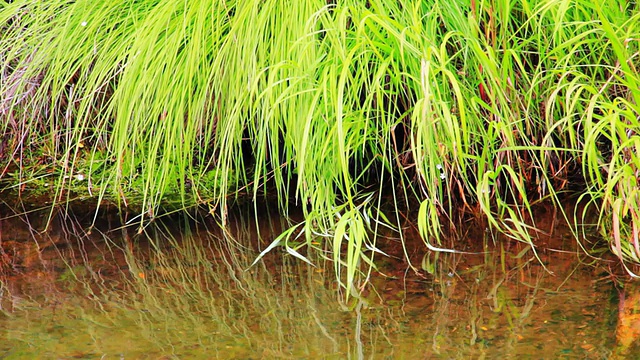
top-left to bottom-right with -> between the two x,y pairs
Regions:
2,0 -> 640,297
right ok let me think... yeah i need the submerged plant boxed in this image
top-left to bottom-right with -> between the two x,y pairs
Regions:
1,0 -> 640,297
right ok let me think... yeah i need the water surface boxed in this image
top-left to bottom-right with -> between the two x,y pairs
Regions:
0,204 -> 636,359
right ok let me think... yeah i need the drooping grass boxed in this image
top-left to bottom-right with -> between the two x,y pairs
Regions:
2,0 -> 640,298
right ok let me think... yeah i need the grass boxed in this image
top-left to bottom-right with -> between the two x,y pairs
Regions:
1,0 -> 640,297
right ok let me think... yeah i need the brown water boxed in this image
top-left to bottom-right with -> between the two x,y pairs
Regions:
0,204 -> 637,359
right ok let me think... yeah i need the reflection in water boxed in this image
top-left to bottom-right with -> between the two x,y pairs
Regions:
0,205 -> 633,358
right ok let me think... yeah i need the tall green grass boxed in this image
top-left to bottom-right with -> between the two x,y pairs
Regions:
2,0 -> 640,296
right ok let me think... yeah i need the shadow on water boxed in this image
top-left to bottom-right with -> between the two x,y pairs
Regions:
0,203 -> 638,359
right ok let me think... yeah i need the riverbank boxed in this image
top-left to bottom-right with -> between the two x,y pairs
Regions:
2,0 -> 640,291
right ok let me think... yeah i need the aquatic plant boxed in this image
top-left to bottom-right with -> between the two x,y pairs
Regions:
1,0 -> 639,296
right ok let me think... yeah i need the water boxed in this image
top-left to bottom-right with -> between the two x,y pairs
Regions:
0,204 -> 637,359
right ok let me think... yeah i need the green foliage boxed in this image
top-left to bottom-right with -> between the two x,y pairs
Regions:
2,0 -> 640,297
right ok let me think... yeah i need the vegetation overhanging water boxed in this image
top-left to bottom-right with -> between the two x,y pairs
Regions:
1,0 -> 640,303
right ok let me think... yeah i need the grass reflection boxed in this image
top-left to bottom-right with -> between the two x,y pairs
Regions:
1,211 -> 389,358
0,208 -> 626,358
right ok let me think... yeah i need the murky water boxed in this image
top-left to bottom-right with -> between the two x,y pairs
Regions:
0,204 -> 638,359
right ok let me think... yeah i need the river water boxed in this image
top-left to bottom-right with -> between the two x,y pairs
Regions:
0,203 -> 637,359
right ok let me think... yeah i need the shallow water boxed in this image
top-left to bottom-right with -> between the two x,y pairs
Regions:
0,204 -> 638,359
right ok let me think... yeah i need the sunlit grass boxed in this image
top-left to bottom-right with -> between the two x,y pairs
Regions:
2,0 -> 640,295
